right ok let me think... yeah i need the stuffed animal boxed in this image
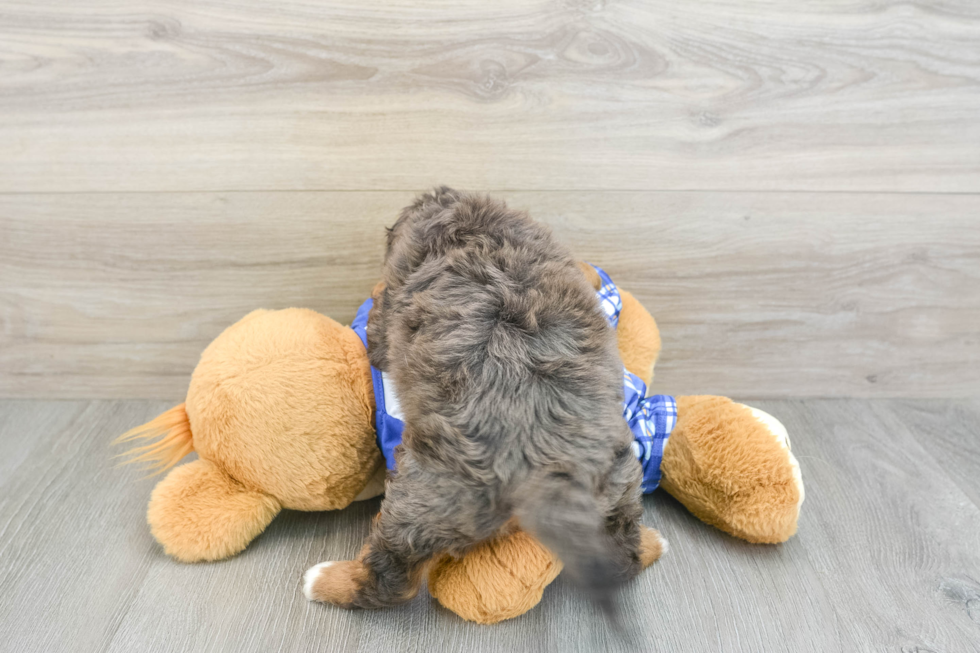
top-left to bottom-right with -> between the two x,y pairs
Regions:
118,264 -> 804,624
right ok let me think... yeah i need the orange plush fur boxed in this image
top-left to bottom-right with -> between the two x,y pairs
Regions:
121,308 -> 383,562
119,270 -> 803,622
661,396 -> 801,543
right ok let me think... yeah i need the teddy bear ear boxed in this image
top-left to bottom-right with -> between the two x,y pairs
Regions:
147,459 -> 281,562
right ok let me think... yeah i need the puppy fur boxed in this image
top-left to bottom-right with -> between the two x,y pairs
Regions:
305,187 -> 648,611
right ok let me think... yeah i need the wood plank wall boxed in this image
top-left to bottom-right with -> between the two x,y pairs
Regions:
1,0 -> 978,398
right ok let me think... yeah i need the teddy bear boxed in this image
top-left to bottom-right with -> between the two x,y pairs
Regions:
118,263 -> 804,624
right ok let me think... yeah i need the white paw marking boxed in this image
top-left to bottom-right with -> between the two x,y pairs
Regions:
740,405 -> 805,508
303,561 -> 335,600
657,533 -> 669,555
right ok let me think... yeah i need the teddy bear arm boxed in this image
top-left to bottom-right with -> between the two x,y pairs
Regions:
659,396 -> 803,544
147,459 -> 281,562
576,263 -> 661,386
616,289 -> 661,387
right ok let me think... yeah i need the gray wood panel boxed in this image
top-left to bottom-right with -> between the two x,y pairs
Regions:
2,399 -> 980,652
1,1 -> 979,193
3,192 -> 978,399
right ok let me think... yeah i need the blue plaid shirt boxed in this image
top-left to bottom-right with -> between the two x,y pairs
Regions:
351,264 -> 675,493
592,264 -> 676,492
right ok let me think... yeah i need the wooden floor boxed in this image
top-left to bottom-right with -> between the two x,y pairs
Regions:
1,398 -> 979,653
2,1 -> 979,651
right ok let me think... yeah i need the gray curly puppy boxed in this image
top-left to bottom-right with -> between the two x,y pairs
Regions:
304,187 -> 656,615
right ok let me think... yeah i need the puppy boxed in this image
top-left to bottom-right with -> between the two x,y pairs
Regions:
305,187 -> 653,612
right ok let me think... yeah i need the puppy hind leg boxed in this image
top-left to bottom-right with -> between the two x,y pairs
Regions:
304,469 -> 500,609
603,447 -> 667,578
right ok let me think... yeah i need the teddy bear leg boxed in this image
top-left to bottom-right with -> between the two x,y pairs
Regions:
147,459 -> 281,562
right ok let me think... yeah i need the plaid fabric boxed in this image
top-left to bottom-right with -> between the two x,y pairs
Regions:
623,371 -> 676,493
351,265 -> 677,492
592,263 -> 676,492
592,264 -> 623,328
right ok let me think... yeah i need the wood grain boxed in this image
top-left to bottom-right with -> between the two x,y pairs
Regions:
883,398 -> 980,511
2,399 -> 980,652
0,401 -> 168,653
1,0 -> 979,192
2,191 -> 978,399
2,0 -> 978,648
756,398 -> 980,652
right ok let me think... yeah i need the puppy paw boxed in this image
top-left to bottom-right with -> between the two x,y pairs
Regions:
638,526 -> 668,568
303,560 -> 366,606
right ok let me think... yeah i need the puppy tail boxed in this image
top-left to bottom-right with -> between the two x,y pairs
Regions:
515,469 -> 628,626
